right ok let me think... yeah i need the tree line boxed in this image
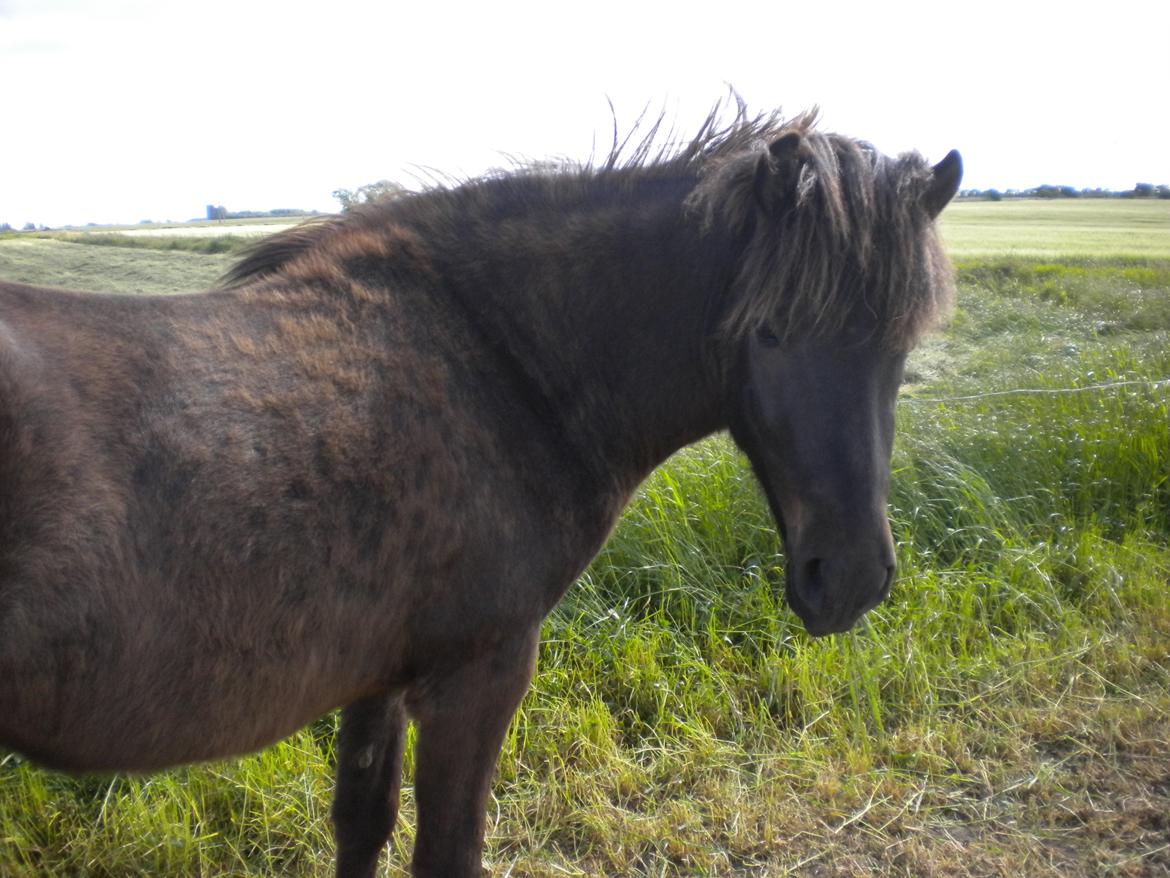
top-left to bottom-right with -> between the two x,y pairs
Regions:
960,183 -> 1170,201
205,205 -> 316,221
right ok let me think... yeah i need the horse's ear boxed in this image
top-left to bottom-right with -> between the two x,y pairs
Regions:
923,149 -> 962,218
754,131 -> 805,212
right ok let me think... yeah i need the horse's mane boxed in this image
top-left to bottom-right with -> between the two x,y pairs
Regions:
222,101 -> 951,350
221,100 -> 784,289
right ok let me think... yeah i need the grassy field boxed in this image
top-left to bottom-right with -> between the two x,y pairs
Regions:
940,199 -> 1170,258
1,202 -> 1168,876
0,237 -> 235,293
54,216 -> 311,235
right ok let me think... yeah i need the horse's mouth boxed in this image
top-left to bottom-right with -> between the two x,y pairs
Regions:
784,561 -> 892,637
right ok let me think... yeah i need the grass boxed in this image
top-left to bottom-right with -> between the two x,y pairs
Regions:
1,202 -> 1169,876
0,236 -> 234,293
46,232 -> 252,254
940,199 -> 1170,259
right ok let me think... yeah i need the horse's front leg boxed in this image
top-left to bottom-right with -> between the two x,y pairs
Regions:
332,693 -> 408,878
407,630 -> 539,878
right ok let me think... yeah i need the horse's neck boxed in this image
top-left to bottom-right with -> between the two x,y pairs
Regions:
432,182 -> 730,490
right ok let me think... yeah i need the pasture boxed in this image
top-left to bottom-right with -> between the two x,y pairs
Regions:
940,199 -> 1170,258
1,200 -> 1168,876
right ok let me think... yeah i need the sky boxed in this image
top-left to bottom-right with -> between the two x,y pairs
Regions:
2,0 -> 1167,228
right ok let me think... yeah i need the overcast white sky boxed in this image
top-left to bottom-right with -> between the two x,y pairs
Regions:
2,0 -> 1167,227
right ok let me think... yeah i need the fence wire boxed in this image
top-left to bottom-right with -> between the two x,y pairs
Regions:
900,377 -> 1170,405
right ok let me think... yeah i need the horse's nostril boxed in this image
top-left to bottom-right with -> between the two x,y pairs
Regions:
800,557 -> 826,614
804,558 -> 823,589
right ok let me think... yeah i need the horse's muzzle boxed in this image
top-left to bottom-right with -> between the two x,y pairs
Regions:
785,545 -> 895,636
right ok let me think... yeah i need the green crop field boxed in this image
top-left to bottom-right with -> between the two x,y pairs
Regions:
1,201 -> 1168,876
940,199 -> 1170,258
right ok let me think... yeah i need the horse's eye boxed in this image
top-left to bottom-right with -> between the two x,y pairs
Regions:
755,325 -> 780,348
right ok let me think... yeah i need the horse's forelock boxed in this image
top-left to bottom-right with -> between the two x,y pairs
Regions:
692,121 -> 953,351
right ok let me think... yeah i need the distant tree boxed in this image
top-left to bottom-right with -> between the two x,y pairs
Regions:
1133,183 -> 1155,198
1158,185 -> 1170,200
985,188 -> 1003,201
0,223 -> 12,233
22,222 -> 36,231
206,204 -> 228,220
333,180 -> 407,211
1025,185 -> 1083,199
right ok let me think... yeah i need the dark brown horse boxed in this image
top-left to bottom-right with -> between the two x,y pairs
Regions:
0,108 -> 960,877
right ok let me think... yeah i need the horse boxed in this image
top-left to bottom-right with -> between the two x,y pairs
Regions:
0,107 -> 961,877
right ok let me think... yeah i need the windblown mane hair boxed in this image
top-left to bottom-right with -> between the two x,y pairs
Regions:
687,110 -> 953,349
222,215 -> 350,289
223,103 -> 952,350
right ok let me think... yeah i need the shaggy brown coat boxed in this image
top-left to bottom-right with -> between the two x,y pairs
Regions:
0,107 -> 960,877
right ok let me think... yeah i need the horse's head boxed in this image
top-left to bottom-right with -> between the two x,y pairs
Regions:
709,124 -> 962,635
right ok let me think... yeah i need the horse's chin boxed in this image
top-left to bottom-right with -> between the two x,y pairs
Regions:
785,591 -> 864,637
783,565 -> 886,637
793,608 -> 863,638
